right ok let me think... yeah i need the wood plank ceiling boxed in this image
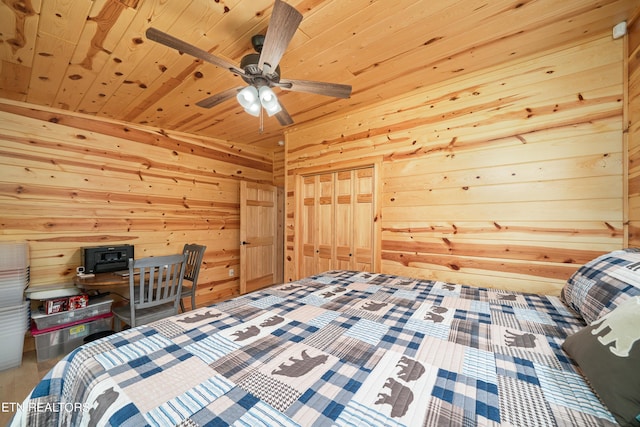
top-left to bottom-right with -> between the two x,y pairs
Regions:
0,0 -> 637,151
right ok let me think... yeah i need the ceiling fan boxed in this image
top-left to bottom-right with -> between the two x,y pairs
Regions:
145,0 -> 352,128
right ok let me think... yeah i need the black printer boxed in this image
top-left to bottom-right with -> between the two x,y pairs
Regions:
82,244 -> 134,274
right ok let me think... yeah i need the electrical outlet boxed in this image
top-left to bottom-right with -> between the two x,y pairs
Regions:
229,268 -> 234,277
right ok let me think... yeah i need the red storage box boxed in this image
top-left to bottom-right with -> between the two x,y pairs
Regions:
68,294 -> 88,310
43,294 -> 89,314
44,298 -> 68,314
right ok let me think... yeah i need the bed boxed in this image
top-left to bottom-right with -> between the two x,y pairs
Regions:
11,249 -> 640,426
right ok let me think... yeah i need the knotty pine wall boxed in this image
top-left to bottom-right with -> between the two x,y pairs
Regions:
285,33 -> 626,296
629,13 -> 640,247
0,100 -> 274,306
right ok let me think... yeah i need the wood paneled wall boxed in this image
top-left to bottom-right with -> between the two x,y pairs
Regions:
629,11 -> 640,247
0,26 -> 634,301
273,146 -> 285,188
0,100 -> 274,306
285,34 -> 626,295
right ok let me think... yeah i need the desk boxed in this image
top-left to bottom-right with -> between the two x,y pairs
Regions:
74,271 -> 186,308
74,272 -> 129,292
74,272 -> 168,300
74,273 -> 134,310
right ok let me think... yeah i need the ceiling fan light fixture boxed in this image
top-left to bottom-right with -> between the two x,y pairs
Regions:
237,86 -> 261,117
244,103 -> 261,117
237,86 -> 259,109
259,86 -> 282,116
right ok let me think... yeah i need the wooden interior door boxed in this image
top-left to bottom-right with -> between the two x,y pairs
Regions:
240,181 -> 277,294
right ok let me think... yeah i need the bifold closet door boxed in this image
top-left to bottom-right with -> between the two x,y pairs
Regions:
301,172 -> 334,277
352,168 -> 374,272
300,167 -> 374,277
301,175 -> 316,277
335,170 -> 353,270
335,168 -> 374,271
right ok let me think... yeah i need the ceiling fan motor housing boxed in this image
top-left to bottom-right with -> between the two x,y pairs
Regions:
240,52 -> 281,86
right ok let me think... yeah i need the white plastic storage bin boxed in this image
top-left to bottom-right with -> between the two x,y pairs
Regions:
0,270 -> 29,307
0,301 -> 29,370
0,242 -> 29,309
31,298 -> 113,330
31,314 -> 113,362
0,241 -> 29,271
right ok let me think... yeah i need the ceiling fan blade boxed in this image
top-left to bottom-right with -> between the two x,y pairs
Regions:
196,87 -> 243,108
258,0 -> 302,75
277,78 -> 352,99
146,27 -> 245,76
275,101 -> 294,126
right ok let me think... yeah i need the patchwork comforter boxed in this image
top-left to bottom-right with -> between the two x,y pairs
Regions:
13,270 -> 618,426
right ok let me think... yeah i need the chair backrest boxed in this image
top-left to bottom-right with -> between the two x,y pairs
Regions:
128,254 -> 186,324
182,244 -> 206,285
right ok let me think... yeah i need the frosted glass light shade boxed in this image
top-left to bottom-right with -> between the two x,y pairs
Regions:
237,85 -> 282,118
259,86 -> 282,116
237,86 -> 260,116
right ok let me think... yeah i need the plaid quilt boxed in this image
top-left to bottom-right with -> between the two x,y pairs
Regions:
561,248 -> 640,324
12,271 -> 617,426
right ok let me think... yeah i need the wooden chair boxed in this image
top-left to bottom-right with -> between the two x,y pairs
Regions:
113,254 -> 186,331
179,244 -> 206,312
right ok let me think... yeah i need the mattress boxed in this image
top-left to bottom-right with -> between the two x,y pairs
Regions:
12,270 -> 618,426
